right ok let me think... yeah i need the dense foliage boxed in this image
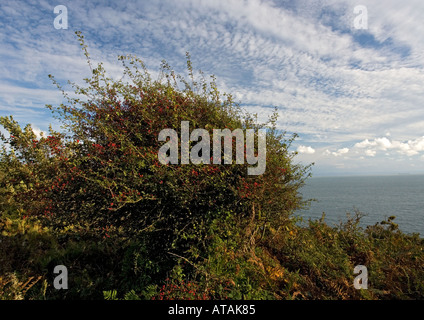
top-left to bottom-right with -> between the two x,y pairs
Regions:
1,32 -> 423,300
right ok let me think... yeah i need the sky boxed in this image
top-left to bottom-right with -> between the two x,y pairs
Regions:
1,0 -> 424,176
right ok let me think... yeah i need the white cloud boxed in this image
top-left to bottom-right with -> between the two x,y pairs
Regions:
354,136 -> 424,157
324,147 -> 350,157
365,149 -> 376,157
355,137 -> 392,150
32,126 -> 45,139
332,147 -> 349,157
297,145 -> 316,154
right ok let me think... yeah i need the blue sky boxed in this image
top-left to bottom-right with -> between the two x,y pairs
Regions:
1,0 -> 424,176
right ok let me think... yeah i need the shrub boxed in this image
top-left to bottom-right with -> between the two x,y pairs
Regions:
0,31 -> 310,265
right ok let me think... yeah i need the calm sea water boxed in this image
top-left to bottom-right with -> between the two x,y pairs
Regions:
297,174 -> 424,236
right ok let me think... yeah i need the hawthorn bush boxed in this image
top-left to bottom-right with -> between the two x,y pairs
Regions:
2,33 -> 423,300
0,32 -> 311,298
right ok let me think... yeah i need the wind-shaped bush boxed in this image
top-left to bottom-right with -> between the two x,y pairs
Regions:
0,32 -> 311,256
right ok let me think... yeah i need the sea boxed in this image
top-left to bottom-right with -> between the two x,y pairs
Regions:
297,174 -> 424,236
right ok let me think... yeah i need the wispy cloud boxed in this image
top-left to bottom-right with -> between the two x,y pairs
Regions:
0,0 -> 423,175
